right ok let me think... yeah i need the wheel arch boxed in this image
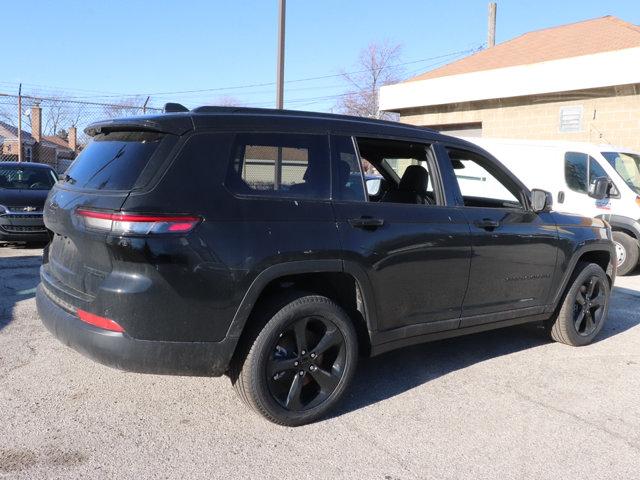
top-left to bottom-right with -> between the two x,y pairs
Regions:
549,243 -> 615,310
226,260 -> 377,358
597,214 -> 640,240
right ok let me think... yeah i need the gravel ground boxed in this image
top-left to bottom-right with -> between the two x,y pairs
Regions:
1,244 -> 639,479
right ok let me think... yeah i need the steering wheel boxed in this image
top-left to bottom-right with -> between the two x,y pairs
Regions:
30,182 -> 47,189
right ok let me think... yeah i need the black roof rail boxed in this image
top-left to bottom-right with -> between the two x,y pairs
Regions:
163,102 -> 189,113
191,105 -> 364,121
189,105 -> 429,130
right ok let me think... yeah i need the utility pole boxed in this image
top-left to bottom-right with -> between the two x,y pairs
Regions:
142,96 -> 150,114
17,83 -> 22,162
488,2 -> 497,48
275,0 -> 286,109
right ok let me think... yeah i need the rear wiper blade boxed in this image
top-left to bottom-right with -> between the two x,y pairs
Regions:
63,174 -> 77,185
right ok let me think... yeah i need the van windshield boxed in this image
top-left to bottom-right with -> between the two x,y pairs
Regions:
602,152 -> 640,194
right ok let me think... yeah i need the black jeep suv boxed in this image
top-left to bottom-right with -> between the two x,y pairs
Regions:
37,106 -> 616,425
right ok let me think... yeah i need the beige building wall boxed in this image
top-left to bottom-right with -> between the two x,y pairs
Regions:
398,84 -> 640,151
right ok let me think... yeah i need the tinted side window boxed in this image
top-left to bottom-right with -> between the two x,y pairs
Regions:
331,136 -> 366,202
565,152 -> 588,193
226,133 -> 329,199
589,157 -> 608,182
64,131 -> 165,190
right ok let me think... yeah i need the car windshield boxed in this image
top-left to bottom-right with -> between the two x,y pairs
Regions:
602,152 -> 640,194
0,165 -> 57,190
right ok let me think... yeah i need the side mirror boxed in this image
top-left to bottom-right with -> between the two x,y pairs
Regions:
531,189 -> 553,213
588,177 -> 609,200
366,177 -> 381,196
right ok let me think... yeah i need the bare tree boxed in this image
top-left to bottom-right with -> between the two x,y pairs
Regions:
102,96 -> 148,118
0,104 -> 17,126
43,98 -> 70,136
335,41 -> 403,120
214,95 -> 245,107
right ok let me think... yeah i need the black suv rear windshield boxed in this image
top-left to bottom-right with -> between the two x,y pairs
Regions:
63,131 -> 164,190
0,164 -> 57,190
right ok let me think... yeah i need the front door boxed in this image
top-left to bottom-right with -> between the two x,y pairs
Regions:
444,146 -> 559,325
331,135 -> 471,336
561,151 -> 620,218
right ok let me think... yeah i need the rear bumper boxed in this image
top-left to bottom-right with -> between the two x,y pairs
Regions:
36,285 -> 237,376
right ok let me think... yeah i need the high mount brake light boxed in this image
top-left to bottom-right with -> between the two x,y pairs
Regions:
76,209 -> 201,235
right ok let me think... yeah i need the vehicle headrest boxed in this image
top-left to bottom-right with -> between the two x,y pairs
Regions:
399,165 -> 428,193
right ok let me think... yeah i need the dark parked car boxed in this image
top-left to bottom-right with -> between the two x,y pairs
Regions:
37,106 -> 616,425
0,162 -> 58,243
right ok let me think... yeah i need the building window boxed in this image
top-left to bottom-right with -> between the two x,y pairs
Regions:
559,106 -> 582,132
24,146 -> 33,162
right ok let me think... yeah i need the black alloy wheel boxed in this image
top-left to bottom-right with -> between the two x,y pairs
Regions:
267,316 -> 346,411
573,275 -> 607,336
230,294 -> 358,426
547,262 -> 610,346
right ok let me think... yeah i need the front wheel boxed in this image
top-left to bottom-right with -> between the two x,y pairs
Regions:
612,231 -> 639,276
547,262 -> 610,346
230,294 -> 358,426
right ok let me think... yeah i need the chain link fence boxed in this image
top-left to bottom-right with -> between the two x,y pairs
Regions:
0,93 -> 162,173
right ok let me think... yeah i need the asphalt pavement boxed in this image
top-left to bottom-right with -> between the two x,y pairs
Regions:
1,244 -> 639,479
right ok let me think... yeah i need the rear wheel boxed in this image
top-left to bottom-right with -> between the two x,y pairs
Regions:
230,294 -> 358,426
547,262 -> 610,346
612,231 -> 639,276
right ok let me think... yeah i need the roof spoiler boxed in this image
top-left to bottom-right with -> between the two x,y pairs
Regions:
84,116 -> 193,137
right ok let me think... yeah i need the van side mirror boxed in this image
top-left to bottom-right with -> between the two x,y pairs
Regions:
588,177 -> 609,200
531,189 -> 553,213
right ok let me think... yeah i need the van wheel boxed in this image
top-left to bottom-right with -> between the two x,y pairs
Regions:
546,262 -> 610,346
613,231 -> 639,276
230,294 -> 358,426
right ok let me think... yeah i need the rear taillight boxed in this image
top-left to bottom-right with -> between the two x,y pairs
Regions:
77,309 -> 125,333
76,208 -> 201,235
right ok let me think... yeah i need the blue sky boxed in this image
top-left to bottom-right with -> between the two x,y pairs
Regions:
3,0 -> 640,112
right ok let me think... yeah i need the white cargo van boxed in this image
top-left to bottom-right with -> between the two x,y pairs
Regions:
464,138 -> 640,275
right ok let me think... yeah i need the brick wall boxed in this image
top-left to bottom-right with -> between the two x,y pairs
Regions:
34,144 -> 58,168
398,84 -> 640,151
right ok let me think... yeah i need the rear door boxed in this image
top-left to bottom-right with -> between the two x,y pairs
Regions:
44,130 -> 178,300
331,135 -> 471,338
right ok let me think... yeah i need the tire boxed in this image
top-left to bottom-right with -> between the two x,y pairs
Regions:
612,231 -> 639,276
230,294 -> 358,426
547,262 -> 610,346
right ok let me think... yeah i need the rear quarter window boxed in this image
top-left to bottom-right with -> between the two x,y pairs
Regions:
226,133 -> 330,199
63,131 -> 165,190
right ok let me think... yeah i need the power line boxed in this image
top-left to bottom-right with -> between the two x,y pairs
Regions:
7,47 -> 479,101
242,52 -> 478,109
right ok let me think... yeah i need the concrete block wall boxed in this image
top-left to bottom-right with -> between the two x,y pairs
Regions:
398,84 -> 640,151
